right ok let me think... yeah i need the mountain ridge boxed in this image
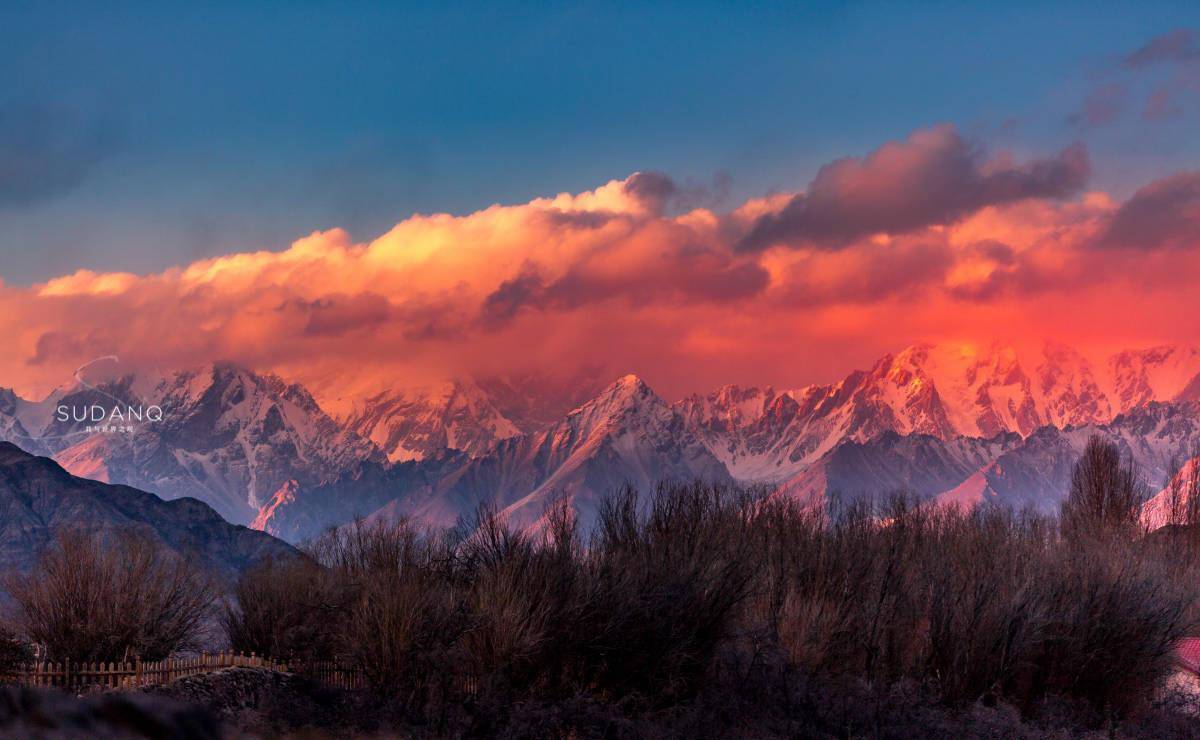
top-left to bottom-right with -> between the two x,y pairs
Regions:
6,341 -> 1200,541
0,441 -> 296,576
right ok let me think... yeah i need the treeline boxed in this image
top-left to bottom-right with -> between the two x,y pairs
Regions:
5,435 -> 1200,737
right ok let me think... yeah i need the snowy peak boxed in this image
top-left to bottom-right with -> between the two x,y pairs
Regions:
0,362 -> 379,525
675,341 -> 1200,487
1110,346 -> 1200,408
342,377 -> 520,462
870,341 -> 1035,438
1143,455 -> 1200,530
677,385 -> 778,435
825,340 -> 1200,441
562,374 -> 662,434
1036,341 -> 1112,428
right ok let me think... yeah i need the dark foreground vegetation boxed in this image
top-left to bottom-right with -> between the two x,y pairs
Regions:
5,436 -> 1200,738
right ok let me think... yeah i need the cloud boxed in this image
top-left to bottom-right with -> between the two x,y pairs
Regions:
4,125 -> 1198,401
1123,29 -> 1200,68
1068,83 -> 1128,127
736,125 -> 1089,252
1144,88 -> 1184,120
282,293 -> 393,337
0,104 -> 116,209
1074,30 -> 1200,128
774,239 -> 954,307
479,239 -> 771,329
28,331 -> 87,366
622,171 -> 677,215
1096,172 -> 1200,250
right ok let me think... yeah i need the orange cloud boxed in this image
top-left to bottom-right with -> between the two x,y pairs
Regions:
3,125 -> 1200,404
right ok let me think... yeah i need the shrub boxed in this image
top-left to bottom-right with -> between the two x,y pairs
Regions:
217,480 -> 1200,734
580,483 -> 759,703
5,529 -> 217,662
1060,435 -> 1143,540
223,554 -> 344,661
0,626 -> 32,677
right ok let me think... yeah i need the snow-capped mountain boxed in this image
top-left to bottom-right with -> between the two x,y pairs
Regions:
6,340 -> 1200,536
1141,456 -> 1200,530
0,387 -> 48,456
935,402 -> 1200,514
1110,346 -> 1200,408
0,363 -> 379,525
256,375 -> 732,542
775,430 -> 1021,509
338,371 -> 608,464
341,378 -> 520,462
678,342 -> 1200,485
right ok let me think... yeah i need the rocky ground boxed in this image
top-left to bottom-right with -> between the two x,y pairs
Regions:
0,668 -> 402,739
0,683 -> 220,739
141,667 -> 402,738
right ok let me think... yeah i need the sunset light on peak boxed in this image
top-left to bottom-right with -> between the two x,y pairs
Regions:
7,8 -> 1200,732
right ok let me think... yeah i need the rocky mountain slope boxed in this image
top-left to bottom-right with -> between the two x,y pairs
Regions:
6,341 -> 1200,539
0,441 -> 295,577
678,342 -> 1200,485
340,379 -> 520,462
0,363 -> 379,525
256,375 -> 732,541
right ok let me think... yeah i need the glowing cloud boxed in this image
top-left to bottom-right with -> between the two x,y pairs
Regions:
2,124 -> 1199,403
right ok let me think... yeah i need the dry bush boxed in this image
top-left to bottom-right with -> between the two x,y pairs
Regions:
0,626 -> 32,677
216,472 -> 1200,734
5,529 -> 217,662
456,500 -> 585,696
1023,538 -> 1197,716
756,483 -> 1198,721
579,482 -> 759,703
1061,435 -> 1144,540
313,519 -> 465,711
223,554 -> 344,661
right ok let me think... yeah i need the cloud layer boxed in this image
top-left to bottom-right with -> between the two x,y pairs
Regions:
2,123 -> 1199,403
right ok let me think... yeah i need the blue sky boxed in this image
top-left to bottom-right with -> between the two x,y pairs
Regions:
2,0 -> 1198,284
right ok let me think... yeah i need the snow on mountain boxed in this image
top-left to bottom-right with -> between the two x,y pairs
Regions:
232,343 -> 1200,533
6,340 -> 1200,534
342,378 -> 520,462
1111,346 -> 1200,407
0,363 -> 380,525
0,387 -> 47,456
933,402 -> 1200,514
256,374 -> 733,542
775,430 -> 1021,510
1141,457 -> 1200,530
414,373 -> 733,534
679,342 -> 1200,487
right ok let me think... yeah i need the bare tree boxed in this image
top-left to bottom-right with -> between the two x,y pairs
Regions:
223,554 -> 346,662
1060,435 -> 1143,540
4,529 -> 217,662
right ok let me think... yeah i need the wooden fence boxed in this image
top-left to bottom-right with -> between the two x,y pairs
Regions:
7,651 -> 364,693
298,658 -> 366,690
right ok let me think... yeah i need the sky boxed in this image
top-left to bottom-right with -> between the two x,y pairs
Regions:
2,2 -> 1200,402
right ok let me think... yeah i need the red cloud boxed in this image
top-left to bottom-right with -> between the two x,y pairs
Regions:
3,127 -> 1200,403
736,124 -> 1089,251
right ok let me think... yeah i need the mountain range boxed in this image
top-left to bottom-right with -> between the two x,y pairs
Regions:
6,341 -> 1200,542
0,441 -> 295,577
